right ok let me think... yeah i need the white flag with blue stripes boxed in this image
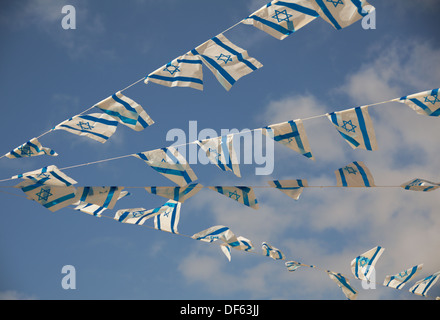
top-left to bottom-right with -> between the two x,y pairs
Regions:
310,0 -> 374,30
384,264 -> 424,290
54,113 -> 118,144
134,147 -> 198,186
263,119 -> 314,159
262,242 -> 285,260
335,161 -> 375,187
16,180 -> 78,212
94,91 -> 154,131
400,178 -> 440,192
144,183 -> 202,203
409,271 -> 440,297
328,106 -> 377,151
73,190 -> 130,217
197,135 -> 241,178
153,200 -> 181,234
13,165 -> 78,187
351,246 -> 385,282
243,0 -> 319,40
326,270 -> 358,300
5,137 -> 57,159
192,225 -> 253,253
190,33 -> 263,91
208,186 -> 259,209
397,88 -> 440,117
285,261 -> 316,272
146,54 -> 204,91
76,186 -> 125,210
268,179 -> 308,200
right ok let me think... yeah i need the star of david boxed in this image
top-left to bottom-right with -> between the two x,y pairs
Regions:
163,208 -> 172,217
424,94 -> 440,105
163,64 -> 180,75
131,211 -> 145,217
272,9 -> 292,23
215,53 -> 233,64
341,120 -> 357,133
77,121 -> 94,131
326,0 -> 344,8
395,270 -> 409,281
228,190 -> 241,201
18,144 -> 33,156
36,187 -> 53,202
343,166 -> 357,175
36,172 -> 51,180
358,256 -> 370,267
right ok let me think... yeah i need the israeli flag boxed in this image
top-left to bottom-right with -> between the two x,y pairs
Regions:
197,135 -> 241,178
133,147 -> 198,186
73,190 -> 130,217
115,200 -> 180,227
54,113 -> 118,144
326,270 -> 358,300
190,33 -> 263,91
243,0 -> 319,40
76,186 -> 125,210
262,242 -> 285,260
263,119 -> 314,159
310,0 -> 374,30
13,165 -> 78,187
145,183 -> 202,203
397,88 -> 440,117
5,137 -> 57,159
208,186 -> 259,210
94,91 -> 154,131
400,178 -> 440,192
409,271 -> 440,297
192,225 -> 238,245
328,106 -> 377,151
146,54 -> 204,91
16,180 -> 77,212
154,200 -> 181,234
335,161 -> 375,187
268,179 -> 308,200
351,246 -> 385,282
285,261 -> 316,272
384,264 -> 424,290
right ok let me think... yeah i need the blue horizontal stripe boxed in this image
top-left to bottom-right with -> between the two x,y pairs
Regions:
276,1 -> 319,16
148,74 -> 203,85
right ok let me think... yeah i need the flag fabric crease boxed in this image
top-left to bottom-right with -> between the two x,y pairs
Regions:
5,137 -> 57,159
262,242 -> 285,260
153,200 -> 181,234
94,91 -> 154,131
263,119 -> 314,159
409,271 -> 440,297
384,264 -> 424,290
190,33 -> 263,91
54,113 -> 118,144
242,0 -> 319,40
133,147 -> 198,186
335,161 -> 375,187
146,54 -> 204,91
326,270 -> 358,300
397,88 -> 440,117
351,246 -> 385,282
208,186 -> 259,209
75,186 -> 125,210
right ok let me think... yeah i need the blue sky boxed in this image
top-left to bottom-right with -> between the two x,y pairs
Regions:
0,0 -> 439,300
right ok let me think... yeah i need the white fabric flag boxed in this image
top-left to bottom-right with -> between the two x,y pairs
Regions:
134,147 -> 198,186
13,165 -> 77,187
328,106 -> 378,151
326,270 -> 358,300
54,113 -> 118,143
76,186 -> 125,210
73,191 -> 130,217
335,161 -> 375,187
396,88 -> 440,117
384,264 -> 424,290
243,0 -> 319,40
146,54 -> 204,91
16,180 -> 77,212
144,183 -> 202,203
285,261 -> 316,272
267,179 -> 308,200
5,137 -> 57,159
154,200 -> 181,234
94,91 -> 154,131
208,186 -> 259,209
197,135 -> 241,178
190,33 -> 263,91
400,178 -> 440,192
351,246 -> 385,282
310,0 -> 375,30
409,271 -> 440,297
263,119 -> 314,159
262,242 -> 285,260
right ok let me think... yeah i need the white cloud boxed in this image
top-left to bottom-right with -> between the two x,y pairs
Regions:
0,290 -> 37,300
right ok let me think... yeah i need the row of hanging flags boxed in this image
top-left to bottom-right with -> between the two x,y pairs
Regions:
1,0 -> 439,299
4,0 -> 439,159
